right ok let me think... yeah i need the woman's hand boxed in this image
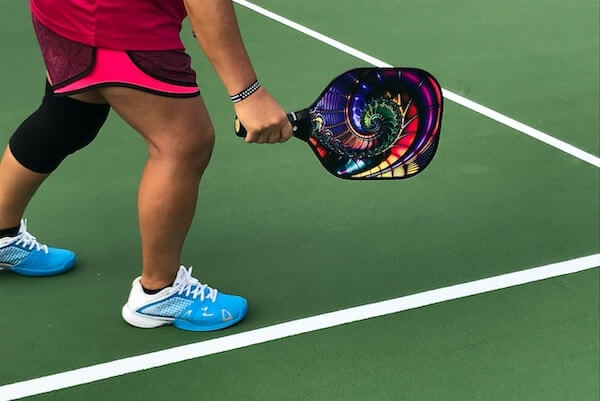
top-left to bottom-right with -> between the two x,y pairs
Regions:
234,87 -> 293,143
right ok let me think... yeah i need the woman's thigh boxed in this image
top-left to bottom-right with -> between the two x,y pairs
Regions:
98,87 -> 214,156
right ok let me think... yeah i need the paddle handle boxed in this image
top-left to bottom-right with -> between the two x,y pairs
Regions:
234,109 -> 311,142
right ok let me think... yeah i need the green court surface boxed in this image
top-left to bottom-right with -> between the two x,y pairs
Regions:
0,1 -> 598,400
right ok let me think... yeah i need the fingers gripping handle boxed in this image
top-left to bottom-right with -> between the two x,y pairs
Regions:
234,112 -> 298,138
234,109 -> 311,142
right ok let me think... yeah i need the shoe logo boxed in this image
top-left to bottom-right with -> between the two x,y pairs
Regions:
183,310 -> 193,319
201,307 -> 214,317
221,309 -> 233,322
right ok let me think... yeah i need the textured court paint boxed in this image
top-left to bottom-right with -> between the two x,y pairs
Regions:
16,269 -> 599,401
242,0 -> 600,157
0,1 -> 598,398
1,255 -> 598,400
233,0 -> 600,168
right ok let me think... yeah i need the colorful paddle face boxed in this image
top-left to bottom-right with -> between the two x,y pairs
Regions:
235,67 -> 443,180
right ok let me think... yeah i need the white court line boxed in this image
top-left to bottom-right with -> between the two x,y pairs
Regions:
233,0 -> 600,168
1,254 -> 598,400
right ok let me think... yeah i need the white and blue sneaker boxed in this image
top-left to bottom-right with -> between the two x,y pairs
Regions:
122,265 -> 248,331
0,219 -> 76,276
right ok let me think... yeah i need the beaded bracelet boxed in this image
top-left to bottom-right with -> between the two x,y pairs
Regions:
230,80 -> 261,103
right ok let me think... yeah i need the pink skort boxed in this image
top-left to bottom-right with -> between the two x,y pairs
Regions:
32,16 -> 200,98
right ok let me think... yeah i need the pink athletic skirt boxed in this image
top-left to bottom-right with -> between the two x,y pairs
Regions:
32,16 -> 200,98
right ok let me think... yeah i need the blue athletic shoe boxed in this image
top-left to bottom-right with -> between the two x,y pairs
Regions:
0,219 -> 76,277
122,265 -> 248,331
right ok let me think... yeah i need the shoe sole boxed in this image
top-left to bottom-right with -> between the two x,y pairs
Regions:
121,300 -> 248,332
5,254 -> 76,277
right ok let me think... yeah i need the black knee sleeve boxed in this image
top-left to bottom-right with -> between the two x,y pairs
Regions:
9,81 -> 110,173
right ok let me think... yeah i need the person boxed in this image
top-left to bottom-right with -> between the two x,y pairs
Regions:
0,0 -> 293,332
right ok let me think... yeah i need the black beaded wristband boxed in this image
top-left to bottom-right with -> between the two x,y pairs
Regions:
230,80 -> 261,103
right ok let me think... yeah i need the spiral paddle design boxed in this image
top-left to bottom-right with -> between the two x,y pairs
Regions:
307,68 -> 443,179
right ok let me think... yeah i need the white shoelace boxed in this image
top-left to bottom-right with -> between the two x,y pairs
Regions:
14,220 -> 49,254
174,266 -> 218,302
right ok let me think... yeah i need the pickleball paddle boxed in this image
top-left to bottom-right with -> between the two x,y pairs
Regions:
234,68 -> 443,180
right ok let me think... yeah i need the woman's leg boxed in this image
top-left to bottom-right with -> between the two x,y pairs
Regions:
0,86 -> 108,276
0,89 -> 106,230
0,147 -> 48,230
98,87 -> 215,290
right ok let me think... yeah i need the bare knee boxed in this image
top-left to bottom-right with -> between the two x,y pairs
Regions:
147,125 -> 215,173
99,88 -> 216,174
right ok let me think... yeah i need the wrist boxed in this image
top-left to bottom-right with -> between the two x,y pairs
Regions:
230,80 -> 262,103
